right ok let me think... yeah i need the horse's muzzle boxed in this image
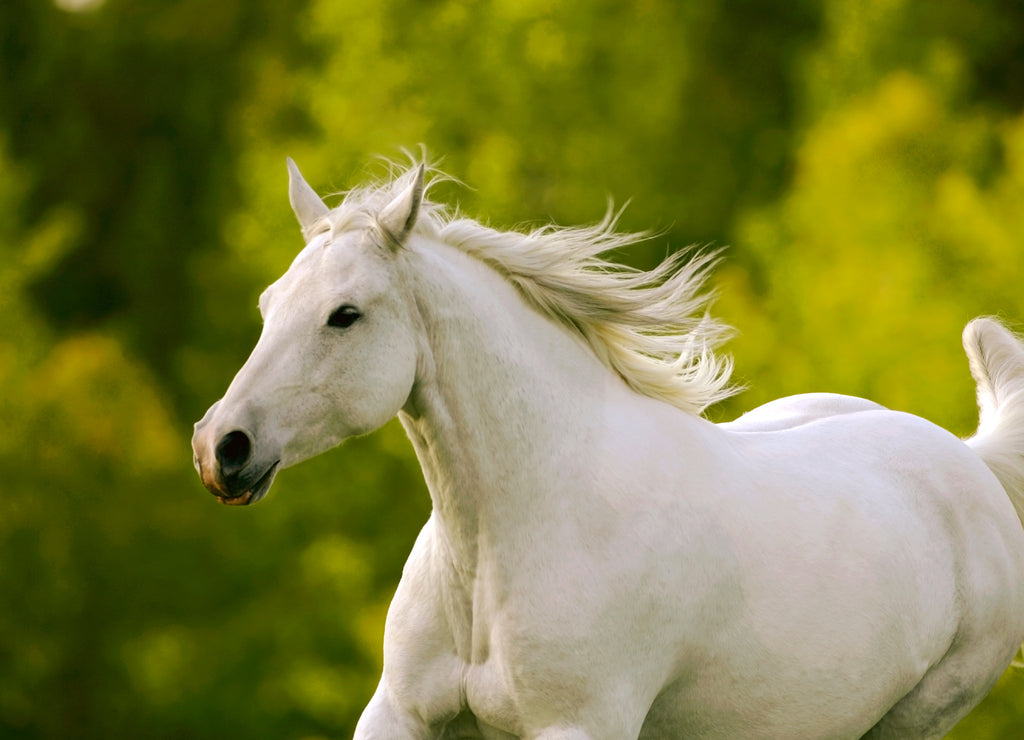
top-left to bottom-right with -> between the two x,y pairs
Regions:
192,411 -> 279,505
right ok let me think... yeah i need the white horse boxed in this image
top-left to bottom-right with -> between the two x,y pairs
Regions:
192,158 -> 1024,739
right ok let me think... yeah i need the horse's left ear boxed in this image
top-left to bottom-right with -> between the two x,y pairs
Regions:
378,164 -> 425,249
287,157 -> 330,241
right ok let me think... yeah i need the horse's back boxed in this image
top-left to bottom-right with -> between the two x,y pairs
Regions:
720,392 -> 886,432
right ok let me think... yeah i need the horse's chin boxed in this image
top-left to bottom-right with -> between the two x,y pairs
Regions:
215,462 -> 279,506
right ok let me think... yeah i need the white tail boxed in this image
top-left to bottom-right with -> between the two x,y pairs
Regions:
964,317 -> 1024,525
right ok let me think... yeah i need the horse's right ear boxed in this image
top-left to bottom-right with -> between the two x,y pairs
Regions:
377,163 -> 425,250
287,157 -> 329,240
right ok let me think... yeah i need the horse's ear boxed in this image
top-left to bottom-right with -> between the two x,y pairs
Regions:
287,157 -> 329,240
378,164 -> 425,249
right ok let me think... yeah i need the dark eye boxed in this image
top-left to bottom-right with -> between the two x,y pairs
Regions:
327,305 -> 361,329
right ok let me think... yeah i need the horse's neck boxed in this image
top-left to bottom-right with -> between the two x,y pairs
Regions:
399,240 -> 615,567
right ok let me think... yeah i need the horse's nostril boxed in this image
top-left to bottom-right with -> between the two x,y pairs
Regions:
216,430 -> 252,474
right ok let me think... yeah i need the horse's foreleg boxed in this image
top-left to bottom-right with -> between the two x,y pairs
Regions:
528,729 -> 598,740
354,680 -> 433,740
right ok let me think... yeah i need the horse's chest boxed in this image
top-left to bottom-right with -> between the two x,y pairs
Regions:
438,594 -> 587,733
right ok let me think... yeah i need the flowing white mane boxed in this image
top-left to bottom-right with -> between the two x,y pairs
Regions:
325,163 -> 737,415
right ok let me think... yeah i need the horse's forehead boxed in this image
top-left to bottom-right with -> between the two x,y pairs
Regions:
288,239 -> 329,274
272,231 -> 388,299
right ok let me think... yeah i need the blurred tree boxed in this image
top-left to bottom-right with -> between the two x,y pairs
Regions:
0,0 -> 315,413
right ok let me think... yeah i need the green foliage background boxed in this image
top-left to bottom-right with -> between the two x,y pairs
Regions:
3,0 -> 1024,736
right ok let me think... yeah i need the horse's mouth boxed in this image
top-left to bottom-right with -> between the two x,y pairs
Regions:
216,462 -> 279,506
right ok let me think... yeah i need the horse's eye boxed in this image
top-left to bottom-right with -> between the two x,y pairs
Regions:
327,305 -> 361,329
